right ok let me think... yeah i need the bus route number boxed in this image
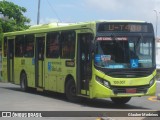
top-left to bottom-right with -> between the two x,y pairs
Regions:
113,81 -> 125,84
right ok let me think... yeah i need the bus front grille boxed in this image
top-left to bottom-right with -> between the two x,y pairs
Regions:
111,85 -> 149,94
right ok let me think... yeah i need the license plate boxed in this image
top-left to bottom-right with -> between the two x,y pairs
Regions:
126,88 -> 137,93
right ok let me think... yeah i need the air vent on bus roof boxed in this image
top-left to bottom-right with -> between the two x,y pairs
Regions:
28,22 -> 75,30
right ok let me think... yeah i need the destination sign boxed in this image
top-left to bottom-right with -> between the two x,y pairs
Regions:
97,23 -> 152,32
96,37 -> 128,41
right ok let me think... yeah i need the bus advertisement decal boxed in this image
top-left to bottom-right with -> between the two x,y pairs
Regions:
48,62 -> 52,72
65,60 -> 75,67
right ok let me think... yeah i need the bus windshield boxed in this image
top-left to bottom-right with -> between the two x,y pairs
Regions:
94,36 -> 154,69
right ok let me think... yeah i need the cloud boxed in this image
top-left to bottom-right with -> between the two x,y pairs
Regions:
85,0 -> 122,12
84,0 -> 159,21
85,0 -> 158,12
29,18 -> 59,25
40,18 -> 59,24
81,0 -> 160,35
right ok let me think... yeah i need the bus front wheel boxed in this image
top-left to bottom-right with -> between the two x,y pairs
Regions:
20,73 -> 28,91
111,97 -> 131,104
65,80 -> 79,102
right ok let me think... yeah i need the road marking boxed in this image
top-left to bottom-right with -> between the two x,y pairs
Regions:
96,118 -> 104,120
148,96 -> 158,102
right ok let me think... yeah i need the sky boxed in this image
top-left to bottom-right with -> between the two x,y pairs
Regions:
6,0 -> 160,36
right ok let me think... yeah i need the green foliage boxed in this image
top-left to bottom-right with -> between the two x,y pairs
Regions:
0,0 -> 31,47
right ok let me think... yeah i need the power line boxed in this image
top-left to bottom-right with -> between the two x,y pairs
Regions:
46,0 -> 62,22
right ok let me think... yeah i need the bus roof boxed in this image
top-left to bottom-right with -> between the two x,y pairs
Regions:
3,20 -> 149,36
28,22 -> 76,30
95,20 -> 147,23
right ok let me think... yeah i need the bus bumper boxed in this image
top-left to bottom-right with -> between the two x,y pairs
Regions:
90,79 -> 156,98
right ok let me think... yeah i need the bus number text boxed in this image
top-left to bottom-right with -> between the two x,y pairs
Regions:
113,81 -> 125,84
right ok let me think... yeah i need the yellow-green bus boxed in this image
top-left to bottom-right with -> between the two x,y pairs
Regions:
2,20 -> 156,104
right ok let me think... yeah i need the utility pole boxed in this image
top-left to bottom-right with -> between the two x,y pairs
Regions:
37,0 -> 41,25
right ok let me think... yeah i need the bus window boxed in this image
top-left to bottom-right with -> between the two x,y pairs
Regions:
46,32 -> 60,58
15,35 -> 24,57
61,31 -> 75,59
24,35 -> 34,57
3,37 -> 7,57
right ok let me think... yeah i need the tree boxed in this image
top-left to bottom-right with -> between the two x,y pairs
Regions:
0,0 -> 30,46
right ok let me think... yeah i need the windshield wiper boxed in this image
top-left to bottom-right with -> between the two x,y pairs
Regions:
135,33 -> 143,48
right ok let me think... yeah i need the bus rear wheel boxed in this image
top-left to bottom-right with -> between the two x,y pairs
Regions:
111,97 -> 131,104
20,73 -> 28,91
65,80 -> 79,102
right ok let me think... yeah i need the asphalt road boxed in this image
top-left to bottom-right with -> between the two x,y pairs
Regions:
0,81 -> 159,120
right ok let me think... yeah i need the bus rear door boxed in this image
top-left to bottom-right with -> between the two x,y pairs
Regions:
35,35 -> 45,88
7,38 -> 14,83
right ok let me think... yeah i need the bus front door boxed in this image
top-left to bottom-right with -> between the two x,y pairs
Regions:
35,36 -> 45,88
7,39 -> 14,83
77,33 -> 92,95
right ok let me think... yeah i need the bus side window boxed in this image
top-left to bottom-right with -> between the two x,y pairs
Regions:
61,31 -> 75,59
15,35 -> 24,57
24,35 -> 34,57
46,32 -> 60,58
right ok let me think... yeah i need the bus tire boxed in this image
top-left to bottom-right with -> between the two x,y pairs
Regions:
111,97 -> 131,104
65,80 -> 79,102
20,73 -> 28,92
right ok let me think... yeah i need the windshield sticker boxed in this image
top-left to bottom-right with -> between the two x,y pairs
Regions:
101,55 -> 111,61
130,59 -> 138,68
107,65 -> 125,68
96,37 -> 112,41
95,54 -> 112,63
115,37 -> 128,41
96,37 -> 128,41
48,62 -> 52,72
95,54 -> 101,63
138,59 -> 152,63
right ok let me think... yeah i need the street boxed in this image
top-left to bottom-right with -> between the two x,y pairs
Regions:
0,81 -> 159,120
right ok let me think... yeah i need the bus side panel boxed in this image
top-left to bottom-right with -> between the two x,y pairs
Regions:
2,37 -> 8,82
14,58 -> 23,84
44,59 -> 57,91
14,58 -> 35,87
58,59 -> 77,93
56,59 -> 64,93
2,58 -> 7,82
25,58 -> 35,88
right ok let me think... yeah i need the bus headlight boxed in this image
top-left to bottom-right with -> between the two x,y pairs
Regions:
149,77 -> 155,87
96,76 -> 111,88
104,81 -> 110,88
